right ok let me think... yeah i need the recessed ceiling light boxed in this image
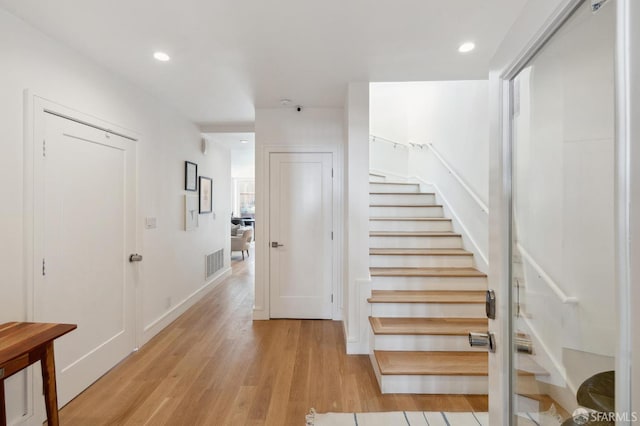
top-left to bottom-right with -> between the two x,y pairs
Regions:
458,42 -> 475,53
153,51 -> 171,62
240,140 -> 248,144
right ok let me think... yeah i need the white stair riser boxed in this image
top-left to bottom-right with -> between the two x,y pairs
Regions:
369,183 -> 419,193
370,254 -> 474,268
371,303 -> 485,318
371,332 -> 485,352
369,193 -> 436,205
380,375 -> 488,394
370,206 -> 443,217
371,276 -> 487,291
369,220 -> 452,232
369,236 -> 462,249
369,175 -> 386,182
369,355 -> 488,395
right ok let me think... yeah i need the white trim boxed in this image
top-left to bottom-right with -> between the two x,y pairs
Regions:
256,144 -> 342,321
368,168 -> 409,182
515,244 -> 578,304
24,93 -> 142,426
345,277 -> 371,355
614,0 -> 634,417
142,267 -> 232,344
426,143 -> 489,214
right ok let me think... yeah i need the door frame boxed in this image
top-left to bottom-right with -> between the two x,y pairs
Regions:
255,144 -> 342,320
488,0 -> 635,423
22,92 -> 141,424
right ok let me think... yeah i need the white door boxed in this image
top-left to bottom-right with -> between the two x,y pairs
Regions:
36,112 -> 137,407
269,152 -> 333,319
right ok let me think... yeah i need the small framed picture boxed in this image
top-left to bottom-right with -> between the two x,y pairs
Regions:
199,176 -> 213,214
185,161 -> 198,191
185,194 -> 199,231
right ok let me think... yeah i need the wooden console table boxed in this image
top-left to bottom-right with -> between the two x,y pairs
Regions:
0,322 -> 76,426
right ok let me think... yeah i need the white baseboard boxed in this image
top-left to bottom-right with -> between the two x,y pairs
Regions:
368,168 -> 409,182
253,308 -> 269,320
142,267 -> 232,345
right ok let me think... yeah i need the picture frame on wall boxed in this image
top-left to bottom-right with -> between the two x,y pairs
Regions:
184,194 -> 199,231
185,161 -> 198,191
199,176 -> 213,213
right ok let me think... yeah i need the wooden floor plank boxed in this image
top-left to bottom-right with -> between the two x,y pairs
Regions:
56,250 -> 486,425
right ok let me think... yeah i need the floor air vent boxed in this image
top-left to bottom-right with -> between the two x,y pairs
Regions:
206,249 -> 224,279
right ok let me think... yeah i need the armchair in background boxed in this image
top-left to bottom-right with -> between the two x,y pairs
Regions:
231,228 -> 253,260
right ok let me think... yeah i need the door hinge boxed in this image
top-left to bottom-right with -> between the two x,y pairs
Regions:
43,140 -> 46,158
42,258 -> 46,276
331,168 -> 334,178
331,294 -> 333,303
331,231 -> 333,240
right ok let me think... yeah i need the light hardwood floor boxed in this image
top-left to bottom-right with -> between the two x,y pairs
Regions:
59,248 -> 487,425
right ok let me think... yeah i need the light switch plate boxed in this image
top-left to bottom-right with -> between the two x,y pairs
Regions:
145,217 -> 157,229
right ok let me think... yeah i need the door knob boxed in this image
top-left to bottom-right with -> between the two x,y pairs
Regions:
129,253 -> 143,262
271,242 -> 284,248
469,331 -> 496,352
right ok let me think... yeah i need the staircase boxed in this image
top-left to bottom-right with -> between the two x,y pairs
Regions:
367,174 -> 489,394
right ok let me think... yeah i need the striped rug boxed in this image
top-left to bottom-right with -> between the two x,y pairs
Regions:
305,410 -> 489,426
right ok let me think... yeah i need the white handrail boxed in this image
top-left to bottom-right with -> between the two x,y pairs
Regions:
516,243 -> 578,304
369,135 -> 409,150
425,143 -> 489,214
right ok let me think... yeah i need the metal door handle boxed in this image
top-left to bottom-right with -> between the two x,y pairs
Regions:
271,242 -> 284,248
129,254 -> 143,262
469,331 -> 496,352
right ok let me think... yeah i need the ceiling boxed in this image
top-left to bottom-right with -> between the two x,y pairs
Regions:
0,0 -> 527,126
207,132 -> 255,151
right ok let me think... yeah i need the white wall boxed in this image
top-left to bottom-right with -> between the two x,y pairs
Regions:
0,9 -> 231,424
230,148 -> 255,179
253,107 -> 344,320
369,81 -> 490,268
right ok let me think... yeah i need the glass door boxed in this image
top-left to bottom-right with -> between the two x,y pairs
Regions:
510,1 -> 616,424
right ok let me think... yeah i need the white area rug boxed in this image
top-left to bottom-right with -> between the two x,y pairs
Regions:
305,410 -> 489,426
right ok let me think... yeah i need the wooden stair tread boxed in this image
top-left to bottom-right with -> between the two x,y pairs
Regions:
370,267 -> 486,277
374,351 -> 488,376
370,231 -> 459,237
370,204 -> 442,207
369,317 -> 487,335
368,290 -> 485,304
369,248 -> 472,256
369,217 -> 451,221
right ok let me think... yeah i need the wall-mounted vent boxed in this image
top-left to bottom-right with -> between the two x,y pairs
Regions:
206,249 -> 224,279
